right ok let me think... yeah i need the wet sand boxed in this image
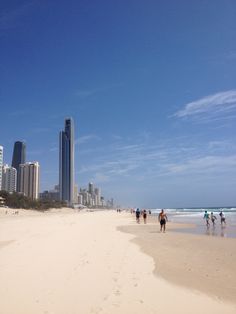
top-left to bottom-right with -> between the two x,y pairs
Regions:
120,215 -> 236,303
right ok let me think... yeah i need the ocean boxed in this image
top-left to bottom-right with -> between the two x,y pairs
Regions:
150,207 -> 236,238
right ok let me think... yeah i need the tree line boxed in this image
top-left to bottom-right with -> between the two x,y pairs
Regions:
0,191 -> 66,211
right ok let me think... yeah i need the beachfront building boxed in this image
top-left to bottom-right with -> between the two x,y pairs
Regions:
94,188 -> 101,206
59,118 -> 75,206
0,146 -> 3,190
74,184 -> 78,204
0,146 -> 3,191
78,194 -> 83,205
1,164 -> 17,193
19,162 -> 40,200
12,141 -> 26,192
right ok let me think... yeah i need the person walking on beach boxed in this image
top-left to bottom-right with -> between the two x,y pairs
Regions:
135,208 -> 141,224
158,209 -> 168,232
203,211 -> 210,227
143,209 -> 147,224
219,210 -> 226,226
210,212 -> 217,226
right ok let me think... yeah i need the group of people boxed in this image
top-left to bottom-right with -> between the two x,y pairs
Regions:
203,210 -> 226,227
134,208 -> 148,224
133,208 -> 227,233
134,208 -> 168,232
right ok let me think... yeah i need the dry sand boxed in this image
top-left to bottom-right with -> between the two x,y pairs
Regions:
0,209 -> 236,314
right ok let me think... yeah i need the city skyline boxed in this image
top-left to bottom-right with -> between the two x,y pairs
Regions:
1,1 -> 236,207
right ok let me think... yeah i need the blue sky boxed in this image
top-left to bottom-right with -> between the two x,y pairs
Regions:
1,0 -> 236,207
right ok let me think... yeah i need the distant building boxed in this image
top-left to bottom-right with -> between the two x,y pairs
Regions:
11,141 -> 26,192
88,182 -> 94,195
19,162 -> 40,200
59,118 -> 74,206
107,198 -> 114,208
0,146 -> 3,190
78,194 -> 83,205
74,184 -> 78,204
78,183 -> 108,207
40,189 -> 59,201
94,188 -> 101,206
2,164 -> 17,193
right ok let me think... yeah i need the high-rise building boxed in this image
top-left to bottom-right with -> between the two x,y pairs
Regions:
78,194 -> 83,205
2,164 -> 17,193
59,118 -> 75,205
74,184 -> 78,204
12,141 -> 26,192
0,146 -> 3,190
19,162 -> 40,199
94,188 -> 101,206
88,182 -> 94,195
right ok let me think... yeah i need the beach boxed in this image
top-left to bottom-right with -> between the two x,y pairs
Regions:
0,208 -> 236,314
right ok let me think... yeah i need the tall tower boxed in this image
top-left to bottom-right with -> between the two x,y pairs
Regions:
88,182 -> 94,195
59,118 -> 75,206
19,162 -> 40,199
0,146 -> 3,190
11,141 -> 26,192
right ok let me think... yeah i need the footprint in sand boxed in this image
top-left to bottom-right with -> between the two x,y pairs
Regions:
114,290 -> 121,296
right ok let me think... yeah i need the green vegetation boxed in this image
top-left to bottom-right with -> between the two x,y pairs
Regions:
0,191 -> 66,211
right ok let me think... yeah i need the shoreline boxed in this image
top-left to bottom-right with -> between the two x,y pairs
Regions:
118,215 -> 236,303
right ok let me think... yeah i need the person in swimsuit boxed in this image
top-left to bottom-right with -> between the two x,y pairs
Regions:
203,211 -> 210,227
210,212 -> 217,226
219,210 -> 226,225
158,209 -> 168,232
143,209 -> 147,224
135,208 -> 141,223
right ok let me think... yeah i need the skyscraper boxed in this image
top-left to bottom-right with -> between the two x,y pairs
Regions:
0,146 -> 3,190
12,141 -> 26,192
59,118 -> 75,205
19,162 -> 40,199
2,164 -> 17,193
88,182 -> 94,195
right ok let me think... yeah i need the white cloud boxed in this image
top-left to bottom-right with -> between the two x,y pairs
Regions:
174,90 -> 236,119
75,134 -> 100,145
90,173 -> 110,183
77,131 -> 236,189
164,155 -> 236,175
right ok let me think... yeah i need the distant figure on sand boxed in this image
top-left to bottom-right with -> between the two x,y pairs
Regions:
143,209 -> 147,224
203,211 -> 210,227
136,208 -> 141,224
219,210 -> 226,225
210,212 -> 217,226
158,209 -> 168,232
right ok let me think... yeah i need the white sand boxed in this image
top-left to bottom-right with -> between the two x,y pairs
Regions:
0,209 -> 235,314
